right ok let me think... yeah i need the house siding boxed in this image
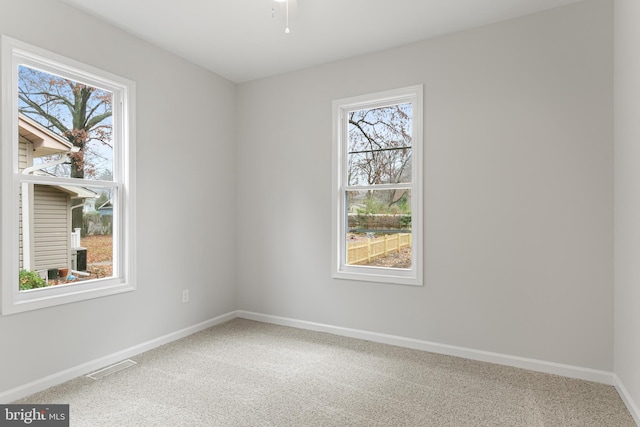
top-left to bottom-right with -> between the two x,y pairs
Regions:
18,137 -> 28,167
32,185 -> 70,272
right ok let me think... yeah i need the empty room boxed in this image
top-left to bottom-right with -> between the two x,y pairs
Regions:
1,0 -> 639,425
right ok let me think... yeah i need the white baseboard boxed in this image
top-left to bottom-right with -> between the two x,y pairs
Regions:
0,310 -> 238,403
237,310 -> 615,385
4,308 -> 638,426
614,374 -> 640,426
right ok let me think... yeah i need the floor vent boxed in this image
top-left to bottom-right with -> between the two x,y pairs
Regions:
87,359 -> 137,380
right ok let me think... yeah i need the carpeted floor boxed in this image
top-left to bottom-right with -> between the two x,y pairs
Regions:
15,318 -> 636,426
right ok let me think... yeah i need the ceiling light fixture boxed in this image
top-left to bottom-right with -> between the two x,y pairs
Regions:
272,0 -> 291,34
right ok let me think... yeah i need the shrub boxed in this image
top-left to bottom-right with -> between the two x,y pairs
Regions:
19,269 -> 47,290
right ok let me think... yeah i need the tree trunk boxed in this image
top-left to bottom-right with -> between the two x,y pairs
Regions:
70,149 -> 84,233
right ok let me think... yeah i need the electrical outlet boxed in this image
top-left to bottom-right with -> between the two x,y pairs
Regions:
182,289 -> 189,303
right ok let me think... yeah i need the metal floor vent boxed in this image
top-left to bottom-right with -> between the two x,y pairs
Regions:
87,359 -> 137,380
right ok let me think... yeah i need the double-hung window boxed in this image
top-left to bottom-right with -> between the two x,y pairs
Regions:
1,36 -> 136,314
332,85 -> 423,286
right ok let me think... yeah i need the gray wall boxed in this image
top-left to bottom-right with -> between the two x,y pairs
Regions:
2,0 -> 628,408
236,0 -> 614,370
614,0 -> 640,417
0,0 -> 237,394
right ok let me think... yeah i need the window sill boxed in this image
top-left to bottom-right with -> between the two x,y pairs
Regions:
332,267 -> 422,287
2,278 -> 135,315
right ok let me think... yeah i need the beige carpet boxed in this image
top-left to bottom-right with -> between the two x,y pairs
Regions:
15,318 -> 636,426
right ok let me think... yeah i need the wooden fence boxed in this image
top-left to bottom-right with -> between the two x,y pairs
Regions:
347,233 -> 411,265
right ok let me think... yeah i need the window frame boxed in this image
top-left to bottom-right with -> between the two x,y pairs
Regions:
1,36 -> 136,315
332,85 -> 423,286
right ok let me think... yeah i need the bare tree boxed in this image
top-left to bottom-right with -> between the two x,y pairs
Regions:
347,103 -> 412,211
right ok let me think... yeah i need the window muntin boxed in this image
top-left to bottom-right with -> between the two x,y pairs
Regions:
332,86 -> 423,285
2,36 -> 135,314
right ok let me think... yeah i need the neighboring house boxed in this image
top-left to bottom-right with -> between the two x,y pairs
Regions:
97,199 -> 113,217
18,114 -> 96,276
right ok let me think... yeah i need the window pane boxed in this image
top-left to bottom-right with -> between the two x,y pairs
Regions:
347,103 -> 412,186
346,189 -> 412,268
18,65 -> 113,181
18,183 -> 114,291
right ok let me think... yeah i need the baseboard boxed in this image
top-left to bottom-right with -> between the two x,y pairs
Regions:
4,308 -> 633,421
237,310 -> 615,386
0,310 -> 238,403
614,374 -> 640,426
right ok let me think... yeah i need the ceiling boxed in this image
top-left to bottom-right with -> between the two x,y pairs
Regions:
60,0 -> 583,83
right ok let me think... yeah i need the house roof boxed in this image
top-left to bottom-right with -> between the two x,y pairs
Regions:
30,170 -> 99,199
55,184 -> 98,199
97,199 -> 112,210
18,114 -> 72,157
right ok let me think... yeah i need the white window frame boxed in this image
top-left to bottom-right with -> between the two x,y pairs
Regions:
1,36 -> 136,315
332,85 -> 423,286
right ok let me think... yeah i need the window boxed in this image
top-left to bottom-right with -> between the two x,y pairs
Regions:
332,85 -> 423,286
1,36 -> 136,314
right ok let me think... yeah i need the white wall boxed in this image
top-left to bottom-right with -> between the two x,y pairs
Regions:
0,0 -> 237,396
614,0 -> 640,421
237,0 -> 614,370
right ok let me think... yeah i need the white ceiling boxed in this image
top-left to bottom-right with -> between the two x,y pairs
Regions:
60,0 -> 583,83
